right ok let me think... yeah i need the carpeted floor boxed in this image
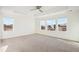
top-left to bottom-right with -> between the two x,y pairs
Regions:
0,33 -> 79,52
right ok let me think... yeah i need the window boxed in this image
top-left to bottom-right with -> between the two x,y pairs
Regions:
40,21 -> 46,30
3,16 -> 14,31
46,19 -> 56,31
57,17 -> 67,31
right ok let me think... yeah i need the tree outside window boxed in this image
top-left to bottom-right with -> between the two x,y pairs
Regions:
46,19 -> 56,31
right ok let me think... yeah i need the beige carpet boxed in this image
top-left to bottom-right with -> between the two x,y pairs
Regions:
0,33 -> 79,52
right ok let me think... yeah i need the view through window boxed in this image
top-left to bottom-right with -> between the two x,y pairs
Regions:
46,19 -> 56,31
57,17 -> 67,31
3,16 -> 14,31
40,21 -> 46,30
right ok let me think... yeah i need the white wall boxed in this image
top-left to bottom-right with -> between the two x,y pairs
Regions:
0,11 -> 3,39
35,11 -> 79,41
1,8 -> 79,41
0,15 -> 2,39
1,10 -> 35,39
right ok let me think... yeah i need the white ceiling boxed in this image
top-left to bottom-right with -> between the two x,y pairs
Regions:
0,6 -> 79,16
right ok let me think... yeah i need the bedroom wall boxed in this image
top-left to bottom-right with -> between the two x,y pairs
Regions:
0,15 -> 2,39
35,11 -> 79,41
1,10 -> 35,39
